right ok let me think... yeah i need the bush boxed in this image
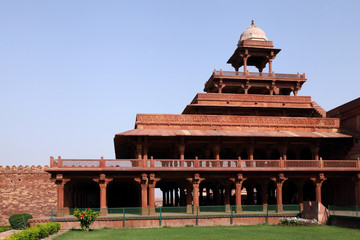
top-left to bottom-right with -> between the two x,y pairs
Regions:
0,225 -> 11,233
74,208 -> 100,231
7,222 -> 61,240
279,217 -> 319,226
9,213 -> 33,230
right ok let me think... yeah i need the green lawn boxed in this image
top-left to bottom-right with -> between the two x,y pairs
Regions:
54,225 -> 360,240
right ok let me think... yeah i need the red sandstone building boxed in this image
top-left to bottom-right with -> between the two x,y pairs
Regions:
1,21 -> 360,224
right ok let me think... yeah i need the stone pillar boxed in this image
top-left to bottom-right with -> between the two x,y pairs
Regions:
51,174 -> 70,217
148,173 -> 160,214
93,174 -> 113,216
312,143 -> 320,160
272,173 -> 287,212
187,174 -> 204,213
224,182 -> 231,212
135,173 -> 148,215
231,174 -> 246,213
312,173 -> 326,204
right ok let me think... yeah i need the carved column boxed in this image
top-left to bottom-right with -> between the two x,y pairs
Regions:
311,173 -> 326,204
231,173 -> 246,213
187,173 -> 204,213
148,173 -> 160,215
51,174 -> 70,217
93,174 -> 113,216
272,173 -> 287,212
135,173 -> 148,215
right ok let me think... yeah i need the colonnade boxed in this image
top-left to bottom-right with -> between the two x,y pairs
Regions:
52,172 -> 360,216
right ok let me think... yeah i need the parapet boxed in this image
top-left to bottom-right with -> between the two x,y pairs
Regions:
0,165 -> 49,173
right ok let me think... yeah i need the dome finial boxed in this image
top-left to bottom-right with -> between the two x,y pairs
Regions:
251,20 -> 254,26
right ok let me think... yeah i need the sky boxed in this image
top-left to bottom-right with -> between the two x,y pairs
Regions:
1,0 -> 360,166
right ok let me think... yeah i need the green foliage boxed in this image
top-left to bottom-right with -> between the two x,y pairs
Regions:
6,222 -> 61,240
0,225 -> 11,233
8,213 -> 33,230
73,208 -> 100,231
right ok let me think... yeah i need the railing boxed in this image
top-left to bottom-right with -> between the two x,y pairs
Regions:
50,204 -> 301,227
213,70 -> 306,79
328,205 -> 359,218
49,157 -> 360,170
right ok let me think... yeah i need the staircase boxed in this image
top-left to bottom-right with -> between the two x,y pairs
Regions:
311,101 -> 326,118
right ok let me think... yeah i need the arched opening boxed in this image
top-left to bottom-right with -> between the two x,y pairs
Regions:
253,148 -> 267,159
267,181 -> 276,205
282,181 -> 298,204
286,149 -> 297,160
239,150 -> 248,160
303,180 -> 315,201
107,180 -> 140,208
299,147 -> 312,160
270,149 -> 281,160
67,180 -> 100,208
220,147 -> 237,159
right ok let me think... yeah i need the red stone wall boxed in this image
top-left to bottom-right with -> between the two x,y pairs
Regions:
0,165 -> 56,225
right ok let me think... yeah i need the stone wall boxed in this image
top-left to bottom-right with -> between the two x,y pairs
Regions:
0,165 -> 56,225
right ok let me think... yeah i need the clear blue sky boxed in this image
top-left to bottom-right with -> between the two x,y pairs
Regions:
1,0 -> 359,166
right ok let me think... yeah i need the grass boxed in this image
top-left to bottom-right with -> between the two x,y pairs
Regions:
54,225 -> 360,240
0,225 -> 11,233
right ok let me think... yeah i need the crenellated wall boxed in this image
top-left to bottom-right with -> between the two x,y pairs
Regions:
0,165 -> 56,225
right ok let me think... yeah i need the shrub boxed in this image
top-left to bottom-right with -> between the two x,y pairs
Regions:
7,222 -> 61,240
0,225 -> 11,233
74,208 -> 100,231
279,217 -> 319,226
8,213 -> 33,230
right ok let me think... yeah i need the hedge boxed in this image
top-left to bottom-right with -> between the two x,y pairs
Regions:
6,222 -> 61,240
8,214 -> 33,230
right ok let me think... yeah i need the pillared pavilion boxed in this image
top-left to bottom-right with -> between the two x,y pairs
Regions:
47,21 -> 360,215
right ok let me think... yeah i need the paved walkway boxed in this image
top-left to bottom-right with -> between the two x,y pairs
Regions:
0,230 -> 20,239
